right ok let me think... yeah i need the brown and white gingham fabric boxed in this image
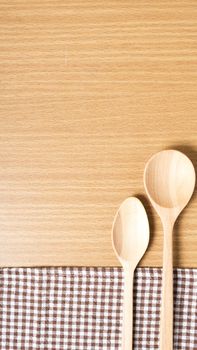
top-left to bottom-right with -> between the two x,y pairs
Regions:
0,267 -> 196,349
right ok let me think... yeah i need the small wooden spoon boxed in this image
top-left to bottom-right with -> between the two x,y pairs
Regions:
112,197 -> 149,350
144,150 -> 196,350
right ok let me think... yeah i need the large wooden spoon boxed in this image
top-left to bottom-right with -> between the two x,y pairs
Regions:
144,150 -> 196,350
112,197 -> 149,350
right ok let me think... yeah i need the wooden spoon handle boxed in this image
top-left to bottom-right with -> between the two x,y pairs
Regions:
160,223 -> 173,350
122,265 -> 134,350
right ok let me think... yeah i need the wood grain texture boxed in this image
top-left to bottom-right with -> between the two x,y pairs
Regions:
0,0 -> 196,267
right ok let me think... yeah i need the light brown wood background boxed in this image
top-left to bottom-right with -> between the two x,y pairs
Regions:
0,0 -> 196,267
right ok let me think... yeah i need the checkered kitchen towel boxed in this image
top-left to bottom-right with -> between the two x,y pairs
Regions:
0,268 -> 196,349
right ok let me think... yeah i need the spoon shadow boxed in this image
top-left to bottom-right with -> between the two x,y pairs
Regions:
134,194 -> 156,255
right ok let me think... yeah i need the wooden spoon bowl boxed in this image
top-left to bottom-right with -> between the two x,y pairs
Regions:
144,149 -> 195,212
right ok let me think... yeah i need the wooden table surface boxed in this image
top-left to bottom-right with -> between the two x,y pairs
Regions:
0,1 -> 196,267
